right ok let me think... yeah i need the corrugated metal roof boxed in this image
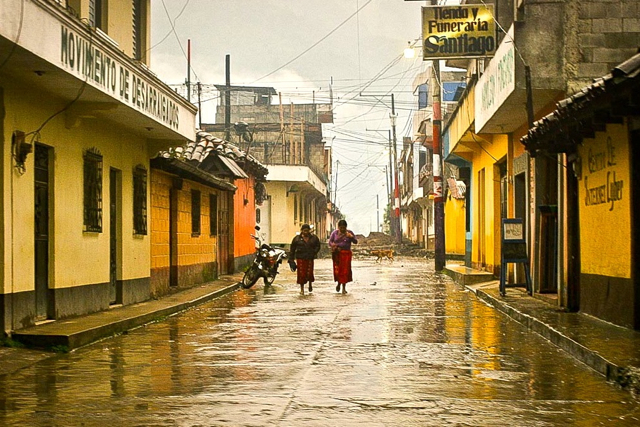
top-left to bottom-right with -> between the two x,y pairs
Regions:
218,155 -> 249,178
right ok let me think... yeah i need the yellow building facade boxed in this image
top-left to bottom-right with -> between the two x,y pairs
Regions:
522,54 -> 640,328
1,0 -> 196,333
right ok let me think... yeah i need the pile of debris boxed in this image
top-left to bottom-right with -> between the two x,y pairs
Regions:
354,231 -> 396,248
351,232 -> 433,259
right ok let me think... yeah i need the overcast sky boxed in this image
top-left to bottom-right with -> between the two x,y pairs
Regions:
150,0 -> 449,236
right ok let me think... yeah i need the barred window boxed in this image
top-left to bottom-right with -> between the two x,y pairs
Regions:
209,194 -> 218,236
132,0 -> 147,61
83,148 -> 103,232
89,0 -> 105,30
191,189 -> 201,236
133,165 -> 147,235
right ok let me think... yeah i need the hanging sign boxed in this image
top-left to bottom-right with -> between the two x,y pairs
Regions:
421,5 -> 496,60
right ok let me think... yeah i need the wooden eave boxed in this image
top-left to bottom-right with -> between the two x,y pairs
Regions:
522,53 -> 640,155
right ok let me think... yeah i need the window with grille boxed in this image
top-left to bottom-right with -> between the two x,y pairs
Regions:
133,165 -> 147,235
132,0 -> 146,60
83,148 -> 103,232
89,0 -> 105,30
209,194 -> 218,236
191,189 -> 201,236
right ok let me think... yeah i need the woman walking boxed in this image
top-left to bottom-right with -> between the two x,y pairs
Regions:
329,219 -> 358,294
289,224 -> 321,295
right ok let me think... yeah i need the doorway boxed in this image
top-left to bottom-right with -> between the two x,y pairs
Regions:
217,193 -> 232,274
478,168 -> 486,269
34,144 -> 51,320
109,169 -> 121,305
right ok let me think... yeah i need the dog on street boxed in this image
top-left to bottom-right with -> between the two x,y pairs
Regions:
370,249 -> 394,263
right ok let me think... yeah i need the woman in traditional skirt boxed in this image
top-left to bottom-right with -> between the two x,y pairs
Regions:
289,224 -> 321,295
328,219 -> 358,294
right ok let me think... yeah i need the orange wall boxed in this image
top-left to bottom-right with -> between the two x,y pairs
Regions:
234,177 -> 257,258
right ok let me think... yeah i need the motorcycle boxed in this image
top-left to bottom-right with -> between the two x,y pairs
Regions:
241,226 -> 288,288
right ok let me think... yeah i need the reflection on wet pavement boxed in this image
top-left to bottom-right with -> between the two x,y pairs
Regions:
1,258 -> 638,426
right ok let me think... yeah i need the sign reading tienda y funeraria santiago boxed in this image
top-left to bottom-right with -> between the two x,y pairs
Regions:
422,5 -> 496,60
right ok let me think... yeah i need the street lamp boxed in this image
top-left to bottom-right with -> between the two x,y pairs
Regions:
404,41 -> 416,59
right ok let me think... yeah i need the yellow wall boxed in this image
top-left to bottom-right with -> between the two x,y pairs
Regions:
3,79 -> 150,293
444,197 -> 466,255
150,171 -> 171,271
268,182 -> 296,245
470,134 -> 508,272
174,181 -> 217,267
577,123 -> 631,278
69,0 -> 150,63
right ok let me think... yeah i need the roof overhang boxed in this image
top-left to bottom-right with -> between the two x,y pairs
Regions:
150,158 -> 236,192
0,0 -> 197,148
521,53 -> 640,155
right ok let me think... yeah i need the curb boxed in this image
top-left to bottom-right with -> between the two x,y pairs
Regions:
12,282 -> 242,351
467,285 -> 640,394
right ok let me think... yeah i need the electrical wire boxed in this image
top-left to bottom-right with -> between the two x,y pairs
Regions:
159,0 -> 200,82
253,0 -> 373,83
0,0 -> 25,74
148,0 -> 190,55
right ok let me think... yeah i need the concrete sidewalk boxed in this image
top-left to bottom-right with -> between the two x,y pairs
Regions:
3,273 -> 244,360
445,265 -> 640,395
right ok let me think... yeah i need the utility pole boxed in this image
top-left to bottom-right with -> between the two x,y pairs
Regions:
361,90 -> 401,241
225,54 -> 231,141
386,130 -> 394,239
377,194 -> 380,232
432,60 -> 445,271
365,129 -> 394,236
429,0 -> 445,271
197,82 -> 202,128
187,39 -> 191,102
333,159 -> 339,205
390,94 -> 402,244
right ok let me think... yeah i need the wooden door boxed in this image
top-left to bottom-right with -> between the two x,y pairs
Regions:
217,193 -> 232,275
34,144 -> 50,320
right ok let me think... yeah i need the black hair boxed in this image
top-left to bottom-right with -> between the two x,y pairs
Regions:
337,219 -> 347,227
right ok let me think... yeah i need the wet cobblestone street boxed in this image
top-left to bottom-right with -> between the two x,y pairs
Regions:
1,258 -> 638,426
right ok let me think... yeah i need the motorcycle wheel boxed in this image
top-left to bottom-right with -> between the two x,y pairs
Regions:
263,270 -> 276,286
241,265 -> 261,289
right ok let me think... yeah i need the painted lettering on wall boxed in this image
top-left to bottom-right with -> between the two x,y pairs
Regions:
583,137 -> 623,211
60,26 -> 180,130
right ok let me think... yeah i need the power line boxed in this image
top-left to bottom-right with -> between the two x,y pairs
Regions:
253,0 -> 374,83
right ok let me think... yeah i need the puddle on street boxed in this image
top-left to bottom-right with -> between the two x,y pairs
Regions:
0,258 -> 638,426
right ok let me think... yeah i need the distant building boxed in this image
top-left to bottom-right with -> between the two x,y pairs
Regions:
405,66 -> 466,252
202,85 -> 335,246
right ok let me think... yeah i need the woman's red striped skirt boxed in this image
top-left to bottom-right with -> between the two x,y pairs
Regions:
332,249 -> 353,284
296,259 -> 315,284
